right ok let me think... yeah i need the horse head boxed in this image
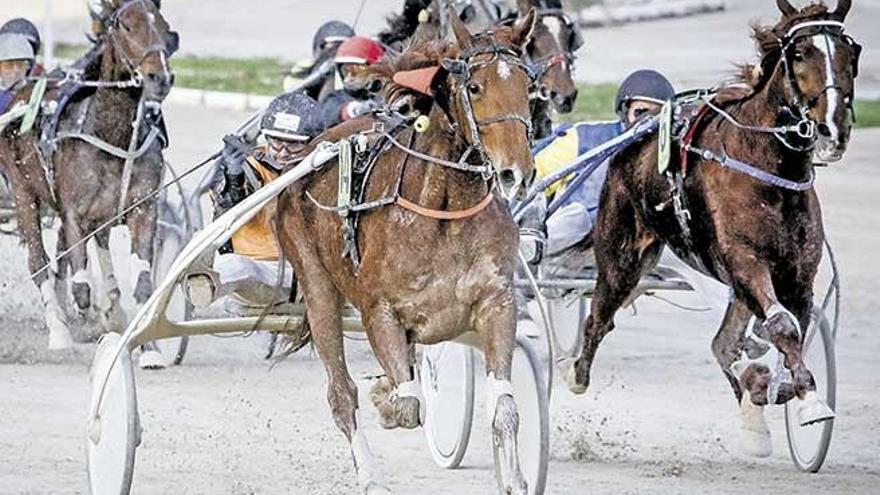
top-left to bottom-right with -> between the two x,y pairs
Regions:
93,0 -> 178,102
516,0 -> 579,113
440,7 -> 538,199
768,0 -> 859,162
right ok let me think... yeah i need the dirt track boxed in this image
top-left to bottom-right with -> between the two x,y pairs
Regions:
0,104 -> 878,494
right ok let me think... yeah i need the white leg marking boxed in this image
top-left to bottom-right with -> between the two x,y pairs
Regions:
351,411 -> 390,494
485,372 -> 515,420
739,390 -> 772,457
40,278 -> 73,350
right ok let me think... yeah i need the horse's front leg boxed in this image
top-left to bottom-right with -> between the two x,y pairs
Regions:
126,197 -> 164,369
61,210 -> 93,318
364,303 -> 421,430
712,297 -> 774,457
476,287 -> 527,495
14,191 -> 72,349
94,229 -> 127,333
727,257 -> 833,426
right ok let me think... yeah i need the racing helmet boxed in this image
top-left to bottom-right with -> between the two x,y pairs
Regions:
0,33 -> 35,63
334,36 -> 385,66
615,69 -> 675,115
0,18 -> 41,55
312,20 -> 355,58
260,92 -> 323,141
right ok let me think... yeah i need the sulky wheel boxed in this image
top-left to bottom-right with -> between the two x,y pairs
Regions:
421,341 -> 476,469
784,305 -> 836,473
87,332 -> 140,495
493,335 -> 550,495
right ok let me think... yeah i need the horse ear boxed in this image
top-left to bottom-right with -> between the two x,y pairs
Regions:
775,0 -> 797,16
448,7 -> 473,49
831,0 -> 852,20
512,7 -> 537,49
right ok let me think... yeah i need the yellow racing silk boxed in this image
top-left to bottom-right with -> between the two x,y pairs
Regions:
230,152 -> 281,261
534,127 -> 580,197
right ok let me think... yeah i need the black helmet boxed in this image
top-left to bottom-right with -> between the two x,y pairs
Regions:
614,69 -> 675,115
312,21 -> 355,59
260,92 -> 322,141
0,18 -> 40,55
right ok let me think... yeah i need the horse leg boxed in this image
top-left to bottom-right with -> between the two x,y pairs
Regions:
14,191 -> 72,349
727,259 -> 832,425
711,297 -> 773,457
777,283 -> 834,425
94,229 -> 127,333
567,185 -> 662,394
61,211 -> 93,318
276,200 -> 388,494
364,304 -> 421,430
126,202 -> 164,369
475,289 -> 528,495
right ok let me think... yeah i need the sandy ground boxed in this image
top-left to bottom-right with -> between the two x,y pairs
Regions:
1,100 -> 879,494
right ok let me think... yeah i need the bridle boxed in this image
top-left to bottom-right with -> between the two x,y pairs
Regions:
772,19 -> 861,150
442,40 -> 537,176
103,0 -> 172,85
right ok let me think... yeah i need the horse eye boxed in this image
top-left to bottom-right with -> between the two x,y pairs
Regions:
467,83 -> 482,95
792,50 -> 804,61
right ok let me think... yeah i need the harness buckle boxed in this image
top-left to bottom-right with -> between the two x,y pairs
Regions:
795,119 -> 816,139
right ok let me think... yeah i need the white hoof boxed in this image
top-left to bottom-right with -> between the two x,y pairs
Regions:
364,482 -> 392,495
185,274 -> 215,309
46,312 -> 74,350
798,391 -> 835,426
739,391 -> 772,458
561,357 -> 586,395
517,317 -> 540,338
138,349 -> 166,370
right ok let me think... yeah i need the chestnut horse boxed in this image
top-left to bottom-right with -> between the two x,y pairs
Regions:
0,0 -> 176,360
565,0 -> 858,457
276,11 -> 537,494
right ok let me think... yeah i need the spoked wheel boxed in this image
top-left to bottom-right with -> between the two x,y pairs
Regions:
87,332 -> 140,495
494,336 -> 550,495
421,341 -> 475,469
784,305 -> 836,472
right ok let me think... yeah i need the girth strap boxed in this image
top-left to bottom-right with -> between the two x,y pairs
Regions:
395,190 -> 494,220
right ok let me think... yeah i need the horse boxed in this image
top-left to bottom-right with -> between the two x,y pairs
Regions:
275,10 -> 538,493
564,0 -> 858,457
379,0 -> 580,139
0,0 -> 176,364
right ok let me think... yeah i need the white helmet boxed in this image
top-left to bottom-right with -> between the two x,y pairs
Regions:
0,33 -> 35,63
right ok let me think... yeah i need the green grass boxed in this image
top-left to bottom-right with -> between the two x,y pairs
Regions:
44,47 -> 880,128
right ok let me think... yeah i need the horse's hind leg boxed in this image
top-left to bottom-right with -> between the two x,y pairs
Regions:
712,298 -> 773,457
364,305 -> 421,430
476,289 -> 528,495
567,183 -> 662,394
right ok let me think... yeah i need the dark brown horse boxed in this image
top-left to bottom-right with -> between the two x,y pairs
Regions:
0,0 -> 176,360
276,11 -> 537,494
565,0 -> 857,457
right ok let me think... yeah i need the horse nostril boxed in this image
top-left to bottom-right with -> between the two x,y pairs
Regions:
817,123 -> 832,138
498,169 -> 522,200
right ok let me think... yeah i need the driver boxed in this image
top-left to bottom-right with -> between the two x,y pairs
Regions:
186,92 -> 323,313
319,35 -> 386,129
517,69 -> 675,336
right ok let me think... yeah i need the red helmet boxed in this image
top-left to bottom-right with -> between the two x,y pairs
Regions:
334,36 -> 385,65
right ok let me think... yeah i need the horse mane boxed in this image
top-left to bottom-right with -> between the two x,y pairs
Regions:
732,3 -> 832,95
377,0 -> 433,46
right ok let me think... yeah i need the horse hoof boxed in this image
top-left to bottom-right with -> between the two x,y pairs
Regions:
364,482 -> 392,495
138,349 -> 166,370
516,318 -> 540,338
101,306 -> 128,334
394,396 -> 421,430
561,358 -> 587,395
46,313 -> 74,350
739,391 -> 772,457
185,274 -> 215,309
798,391 -> 835,426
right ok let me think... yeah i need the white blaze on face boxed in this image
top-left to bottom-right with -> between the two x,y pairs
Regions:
497,60 -> 511,80
813,34 -> 839,140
